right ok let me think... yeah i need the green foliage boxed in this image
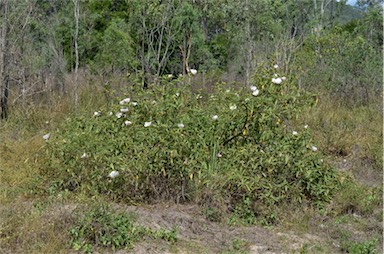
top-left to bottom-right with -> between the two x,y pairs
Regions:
228,197 -> 257,225
337,226 -> 380,254
92,18 -> 137,73
295,24 -> 382,105
43,64 -> 339,222
347,239 -> 378,254
204,206 -> 222,222
70,204 -> 177,253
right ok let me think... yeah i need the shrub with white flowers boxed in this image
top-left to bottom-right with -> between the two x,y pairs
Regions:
44,63 -> 338,223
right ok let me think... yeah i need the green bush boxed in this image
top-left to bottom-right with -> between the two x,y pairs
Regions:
43,64 -> 339,221
70,204 -> 177,253
347,239 -> 378,254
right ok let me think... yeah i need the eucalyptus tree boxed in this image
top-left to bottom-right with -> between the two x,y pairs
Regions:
73,0 -> 79,112
130,0 -> 182,85
0,0 -> 9,119
0,0 -> 39,118
222,0 -> 278,85
172,1 -> 203,75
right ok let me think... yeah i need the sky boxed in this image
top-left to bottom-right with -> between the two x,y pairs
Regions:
346,0 -> 357,5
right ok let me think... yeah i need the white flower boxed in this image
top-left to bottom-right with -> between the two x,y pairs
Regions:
230,105 -> 237,110
108,170 -> 119,178
281,77 -> 287,80
94,111 -> 101,117
116,112 -> 123,118
152,100 -> 157,104
216,153 -> 222,158
272,77 -> 282,84
120,108 -> 129,113
175,92 -> 180,97
144,122 -> 152,127
45,121 -> 49,124
190,68 -> 197,75
196,94 -> 202,99
177,123 -> 185,128
119,98 -> 130,105
131,102 -> 138,106
167,74 -> 173,78
226,89 -> 231,93
212,115 -> 218,120
43,133 -> 50,141
81,153 -> 87,159
311,146 -> 318,152
124,120 -> 132,126
250,86 -> 258,91
293,131 -> 298,136
274,73 -> 278,77
252,89 -> 260,96
109,111 -> 113,116
304,124 -> 309,129
273,64 -> 279,68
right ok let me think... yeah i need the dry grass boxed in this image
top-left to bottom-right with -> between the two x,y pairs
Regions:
0,200 -> 74,254
0,136 -> 45,202
297,94 -> 383,177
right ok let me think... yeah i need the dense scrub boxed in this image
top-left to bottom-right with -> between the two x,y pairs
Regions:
42,65 -> 340,223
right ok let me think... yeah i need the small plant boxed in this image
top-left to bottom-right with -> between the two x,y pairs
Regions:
232,238 -> 249,251
151,226 -> 178,242
220,238 -> 249,254
204,207 -> 222,222
70,204 -> 177,252
231,197 -> 256,225
347,239 -> 378,254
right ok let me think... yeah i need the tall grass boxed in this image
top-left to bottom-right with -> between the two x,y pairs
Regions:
297,93 -> 383,171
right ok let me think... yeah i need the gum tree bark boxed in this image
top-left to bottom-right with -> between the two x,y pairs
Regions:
73,0 -> 79,112
0,0 -> 9,119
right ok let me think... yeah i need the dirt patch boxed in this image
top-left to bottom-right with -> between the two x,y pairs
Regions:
1,198 -> 381,253
115,203 -> 313,253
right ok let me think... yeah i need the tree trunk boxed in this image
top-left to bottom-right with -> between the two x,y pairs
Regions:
244,0 -> 252,87
73,0 -> 79,112
0,0 -> 9,119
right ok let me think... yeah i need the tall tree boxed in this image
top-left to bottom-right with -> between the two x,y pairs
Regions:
73,0 -> 79,112
0,0 -> 9,119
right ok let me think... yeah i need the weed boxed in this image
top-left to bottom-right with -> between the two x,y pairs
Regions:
220,238 -> 249,254
347,239 -> 378,254
70,204 -> 178,252
204,206 -> 222,222
232,238 -> 249,251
